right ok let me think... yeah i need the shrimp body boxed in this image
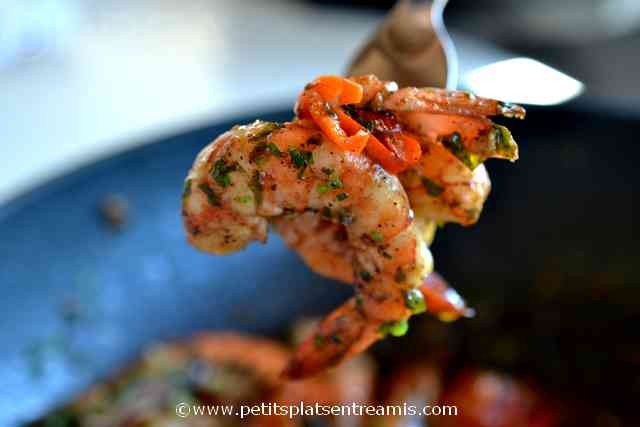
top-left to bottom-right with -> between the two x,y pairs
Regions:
182,119 -> 433,329
272,212 -> 355,284
400,152 -> 492,225
184,120 -> 413,255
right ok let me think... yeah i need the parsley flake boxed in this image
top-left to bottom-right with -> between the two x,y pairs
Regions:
197,183 -> 220,206
421,177 -> 444,197
211,159 -> 237,188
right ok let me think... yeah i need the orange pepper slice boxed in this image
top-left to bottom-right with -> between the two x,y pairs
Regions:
298,76 -> 421,162
307,97 -> 367,152
334,107 -> 363,134
364,135 -> 408,174
312,76 -> 364,105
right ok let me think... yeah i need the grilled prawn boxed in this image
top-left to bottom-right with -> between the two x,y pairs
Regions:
182,75 -> 523,379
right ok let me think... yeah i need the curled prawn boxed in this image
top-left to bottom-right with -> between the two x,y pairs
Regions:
182,74 -> 523,379
182,118 -> 432,377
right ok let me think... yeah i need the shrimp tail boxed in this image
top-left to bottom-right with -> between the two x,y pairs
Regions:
420,271 -> 475,321
282,271 -> 474,380
282,297 -> 382,380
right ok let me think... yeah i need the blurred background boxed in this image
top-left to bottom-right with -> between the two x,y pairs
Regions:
2,0 -> 640,203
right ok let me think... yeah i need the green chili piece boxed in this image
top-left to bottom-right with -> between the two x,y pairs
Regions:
369,230 -> 383,242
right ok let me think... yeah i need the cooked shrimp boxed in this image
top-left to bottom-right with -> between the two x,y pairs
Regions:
38,333 -> 290,427
284,272 -> 471,379
272,212 -> 355,284
182,75 -> 523,379
183,118 -> 433,377
342,75 -> 522,226
273,214 -> 437,285
278,77 -> 521,376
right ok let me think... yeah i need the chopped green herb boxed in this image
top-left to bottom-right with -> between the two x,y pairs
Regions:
321,167 -> 334,176
314,335 -> 325,348
197,183 -> 220,206
266,142 -> 283,155
442,132 -> 481,170
182,179 -> 192,200
369,230 -> 383,242
249,122 -> 283,141
355,294 -> 364,307
330,334 -> 343,344
492,124 -> 518,160
336,193 -> 349,201
288,147 -> 313,178
328,177 -> 343,189
248,172 -> 263,205
289,148 -> 313,169
359,271 -> 373,282
405,289 -> 427,314
317,184 -> 330,194
211,159 -> 237,188
394,267 -> 407,283
379,319 -> 409,337
421,177 -> 444,197
250,142 -> 284,165
233,195 -> 252,204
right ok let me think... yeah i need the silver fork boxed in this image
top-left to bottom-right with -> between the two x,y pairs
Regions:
347,0 -> 457,89
348,0 -> 584,105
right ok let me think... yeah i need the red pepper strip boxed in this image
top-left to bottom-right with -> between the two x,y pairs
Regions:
301,92 -> 368,153
335,107 -> 420,174
364,134 -> 410,174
